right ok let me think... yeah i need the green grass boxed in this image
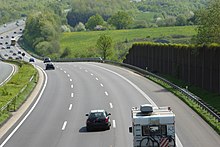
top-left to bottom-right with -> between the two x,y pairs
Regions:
148,76 -> 220,135
60,26 -> 196,58
0,61 -> 38,125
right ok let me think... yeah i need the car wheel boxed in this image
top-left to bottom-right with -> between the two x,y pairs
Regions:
86,127 -> 91,132
107,126 -> 110,130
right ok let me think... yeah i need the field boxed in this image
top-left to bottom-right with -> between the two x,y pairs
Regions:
60,26 -> 196,58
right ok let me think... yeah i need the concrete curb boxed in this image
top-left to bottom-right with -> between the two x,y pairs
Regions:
0,65 -> 45,139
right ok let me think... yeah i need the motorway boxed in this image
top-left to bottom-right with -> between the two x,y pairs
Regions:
0,21 -> 220,147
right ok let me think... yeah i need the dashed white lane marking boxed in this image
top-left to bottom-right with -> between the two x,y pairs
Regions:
62,121 -> 67,130
69,104 -> 73,110
85,70 -> 88,72
91,64 -> 183,147
100,83 -> 104,87
80,67 -> 82,69
67,74 -> 70,77
60,68 -> 63,70
90,73 -> 93,76
105,91 -> 108,96
109,103 -> 113,108
64,71 -> 66,73
96,77 -> 99,80
70,79 -> 72,82
112,120 -> 116,128
71,93 -> 74,98
71,85 -> 74,88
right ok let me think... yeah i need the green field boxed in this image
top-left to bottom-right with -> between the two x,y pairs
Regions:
60,26 -> 196,58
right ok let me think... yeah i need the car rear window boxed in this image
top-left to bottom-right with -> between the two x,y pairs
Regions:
89,112 -> 105,118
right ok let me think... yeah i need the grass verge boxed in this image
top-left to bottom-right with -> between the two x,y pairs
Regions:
0,60 -> 38,126
147,76 -> 220,135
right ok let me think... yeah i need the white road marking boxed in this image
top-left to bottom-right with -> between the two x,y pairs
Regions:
69,104 -> 73,110
90,73 -> 93,76
60,68 -> 63,70
109,103 -> 113,108
64,71 -> 66,73
70,79 -> 72,82
0,66 -> 47,147
90,64 -> 183,147
85,70 -> 88,72
100,83 -> 104,87
96,77 -> 99,80
105,91 -> 108,96
62,121 -> 67,130
0,64 -> 15,86
71,85 -> 74,88
71,93 -> 74,98
112,120 -> 116,128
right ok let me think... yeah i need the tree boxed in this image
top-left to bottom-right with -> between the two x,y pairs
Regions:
96,34 -> 113,60
176,14 -> 187,26
196,0 -> 220,44
86,14 -> 104,30
108,11 -> 133,29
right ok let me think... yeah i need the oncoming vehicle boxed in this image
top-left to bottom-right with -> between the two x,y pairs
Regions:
43,57 -> 51,63
45,63 -> 55,70
86,110 -> 111,131
129,104 -> 175,147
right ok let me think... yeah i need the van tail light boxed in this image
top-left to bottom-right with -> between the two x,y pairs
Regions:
105,118 -> 108,123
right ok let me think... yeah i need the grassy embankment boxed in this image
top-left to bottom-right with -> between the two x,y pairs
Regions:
0,61 -> 38,125
60,26 -> 196,57
60,25 -> 220,134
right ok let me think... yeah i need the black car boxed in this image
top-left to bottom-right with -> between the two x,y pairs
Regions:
86,110 -> 111,131
45,63 -> 55,70
43,57 -> 51,63
29,58 -> 35,62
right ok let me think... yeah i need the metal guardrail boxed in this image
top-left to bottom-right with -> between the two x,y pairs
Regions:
1,57 -> 219,122
106,60 -> 220,122
0,75 -> 35,116
51,57 -> 220,122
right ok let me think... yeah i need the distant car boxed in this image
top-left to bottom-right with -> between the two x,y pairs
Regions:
43,57 -> 51,63
9,50 -> 13,53
18,50 -> 21,54
6,46 -> 10,49
0,42 -> 2,45
1,46 -> 5,49
8,56 -> 13,59
6,35 -> 9,38
29,58 -> 35,62
45,63 -> 55,70
4,54 -> 8,56
12,53 -> 17,56
0,36 -> 3,39
86,110 -> 111,131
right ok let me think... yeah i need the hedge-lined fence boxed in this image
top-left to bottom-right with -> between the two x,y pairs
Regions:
123,43 -> 220,94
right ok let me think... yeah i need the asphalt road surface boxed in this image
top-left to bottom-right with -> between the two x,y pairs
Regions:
0,62 -> 219,147
0,62 -> 14,86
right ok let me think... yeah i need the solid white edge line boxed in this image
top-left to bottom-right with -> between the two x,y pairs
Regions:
0,66 -> 48,147
112,120 -> 116,128
0,64 -> 15,86
62,121 -> 67,131
90,64 -> 183,147
69,104 -> 73,110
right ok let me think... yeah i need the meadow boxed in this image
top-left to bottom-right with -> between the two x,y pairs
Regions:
60,26 -> 196,58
